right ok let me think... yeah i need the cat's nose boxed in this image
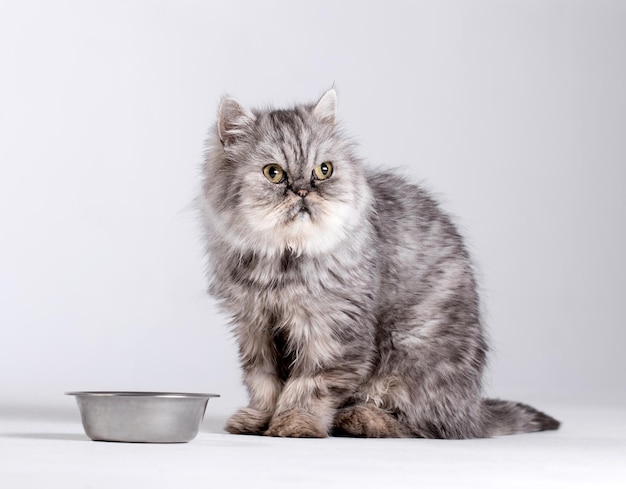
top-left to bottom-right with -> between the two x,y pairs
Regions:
289,179 -> 311,198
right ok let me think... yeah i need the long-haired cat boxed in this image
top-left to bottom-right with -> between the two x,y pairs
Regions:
199,88 -> 559,438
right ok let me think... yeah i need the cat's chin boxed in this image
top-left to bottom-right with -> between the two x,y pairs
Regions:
273,197 -> 363,256
264,217 -> 334,256
284,196 -> 314,222
285,207 -> 312,223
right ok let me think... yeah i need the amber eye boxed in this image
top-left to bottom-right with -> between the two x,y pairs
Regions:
263,164 -> 286,184
314,161 -> 333,180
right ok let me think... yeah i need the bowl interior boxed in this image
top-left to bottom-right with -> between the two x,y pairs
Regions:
66,391 -> 219,398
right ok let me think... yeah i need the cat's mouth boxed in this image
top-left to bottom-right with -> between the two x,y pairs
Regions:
286,199 -> 312,221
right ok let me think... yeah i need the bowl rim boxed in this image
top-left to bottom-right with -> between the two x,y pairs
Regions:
65,391 -> 220,399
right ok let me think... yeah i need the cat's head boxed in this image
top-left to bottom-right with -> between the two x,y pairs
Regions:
202,89 -> 371,257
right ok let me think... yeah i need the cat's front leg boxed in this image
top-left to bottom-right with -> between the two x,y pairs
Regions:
225,369 -> 282,434
265,408 -> 326,438
265,370 -> 360,438
225,323 -> 282,435
264,376 -> 331,437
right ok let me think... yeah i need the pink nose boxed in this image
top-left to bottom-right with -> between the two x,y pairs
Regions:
297,189 -> 309,198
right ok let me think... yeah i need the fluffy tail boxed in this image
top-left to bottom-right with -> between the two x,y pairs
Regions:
482,398 -> 560,437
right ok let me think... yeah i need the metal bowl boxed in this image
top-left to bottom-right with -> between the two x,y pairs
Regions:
66,391 -> 219,443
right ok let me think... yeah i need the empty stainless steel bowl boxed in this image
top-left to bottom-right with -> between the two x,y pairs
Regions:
66,391 -> 219,443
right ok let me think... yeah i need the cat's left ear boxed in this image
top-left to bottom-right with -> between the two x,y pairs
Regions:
217,97 -> 256,147
312,88 -> 337,125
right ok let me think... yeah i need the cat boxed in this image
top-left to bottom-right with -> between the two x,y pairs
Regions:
198,88 -> 560,438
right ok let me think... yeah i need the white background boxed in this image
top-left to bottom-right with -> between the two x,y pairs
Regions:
1,0 -> 625,415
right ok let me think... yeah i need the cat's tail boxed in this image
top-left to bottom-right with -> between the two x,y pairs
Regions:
481,398 -> 560,436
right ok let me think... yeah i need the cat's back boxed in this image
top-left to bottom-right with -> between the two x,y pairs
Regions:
368,170 -> 464,250
367,170 -> 475,309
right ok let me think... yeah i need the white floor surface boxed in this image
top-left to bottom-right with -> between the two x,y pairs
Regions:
1,403 -> 625,489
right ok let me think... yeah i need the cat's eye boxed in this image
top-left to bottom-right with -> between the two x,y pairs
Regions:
314,161 -> 333,180
263,164 -> 286,184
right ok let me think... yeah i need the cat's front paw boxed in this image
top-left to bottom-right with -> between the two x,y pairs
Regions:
265,409 -> 328,438
225,408 -> 271,435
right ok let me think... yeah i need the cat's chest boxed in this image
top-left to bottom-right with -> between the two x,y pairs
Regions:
227,250 -> 319,299
221,247 -> 377,305
218,248 -> 378,369
226,251 -> 345,367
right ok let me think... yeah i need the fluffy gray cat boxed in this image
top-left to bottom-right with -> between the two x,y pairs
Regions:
199,88 -> 560,438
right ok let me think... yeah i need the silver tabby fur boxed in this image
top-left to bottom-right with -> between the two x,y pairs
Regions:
199,89 -> 560,438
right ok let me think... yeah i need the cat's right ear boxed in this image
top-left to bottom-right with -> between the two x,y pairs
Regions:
312,88 -> 337,125
217,97 -> 255,147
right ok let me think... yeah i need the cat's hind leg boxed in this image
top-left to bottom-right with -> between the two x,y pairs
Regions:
332,374 -> 413,438
333,404 -> 409,438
